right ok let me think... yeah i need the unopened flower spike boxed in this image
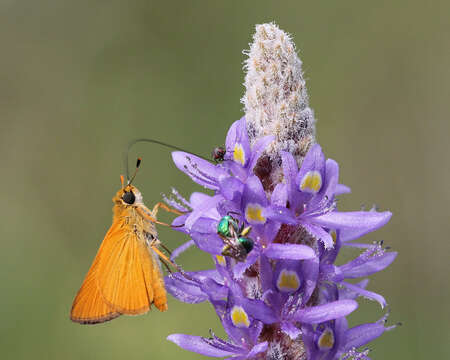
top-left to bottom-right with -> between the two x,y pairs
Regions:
166,22 -> 397,360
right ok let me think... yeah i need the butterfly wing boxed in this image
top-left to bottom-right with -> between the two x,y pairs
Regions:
94,217 -> 166,315
70,233 -> 121,324
147,246 -> 168,312
71,208 -> 168,324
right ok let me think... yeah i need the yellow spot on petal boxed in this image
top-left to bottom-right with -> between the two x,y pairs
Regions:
245,203 -> 266,224
318,328 -> 335,350
230,306 -> 250,328
277,270 -> 300,292
330,230 -> 337,245
233,143 -> 246,166
216,255 -> 226,266
300,170 -> 322,193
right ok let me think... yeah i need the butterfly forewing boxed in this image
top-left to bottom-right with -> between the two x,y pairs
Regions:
95,218 -> 157,315
70,241 -> 121,324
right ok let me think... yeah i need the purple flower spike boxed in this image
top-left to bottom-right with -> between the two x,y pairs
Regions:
165,23 -> 397,359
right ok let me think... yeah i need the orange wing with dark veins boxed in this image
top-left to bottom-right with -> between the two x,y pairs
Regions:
70,225 -> 121,324
70,216 -> 167,324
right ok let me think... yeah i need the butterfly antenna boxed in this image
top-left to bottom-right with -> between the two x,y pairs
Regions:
124,138 -> 210,181
128,157 -> 142,185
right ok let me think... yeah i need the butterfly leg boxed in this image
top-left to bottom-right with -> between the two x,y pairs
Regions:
152,202 -> 184,216
137,203 -> 185,227
136,206 -> 174,227
149,242 -> 179,271
149,240 -> 195,281
152,202 -> 186,228
158,241 -> 173,256
160,257 -> 173,274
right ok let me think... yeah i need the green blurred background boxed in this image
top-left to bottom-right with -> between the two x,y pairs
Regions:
1,1 -> 448,359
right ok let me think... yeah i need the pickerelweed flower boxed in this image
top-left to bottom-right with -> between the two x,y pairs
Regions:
165,23 -> 398,360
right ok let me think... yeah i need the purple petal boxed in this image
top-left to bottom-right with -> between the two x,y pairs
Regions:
165,275 -> 207,304
300,257 -> 320,305
259,254 -> 274,293
167,334 -> 237,357
295,300 -> 358,324
323,159 -> 339,199
248,135 -> 275,171
246,341 -> 269,358
200,278 -> 228,301
221,302 -> 253,345
242,298 -> 278,324
281,321 -> 302,340
296,144 -> 325,193
171,214 -> 189,234
170,240 -> 195,260
313,211 -> 392,238
339,252 -> 397,278
271,183 -> 287,207
185,195 -> 222,230
264,206 -> 297,224
233,246 -> 260,279
190,230 -> 224,255
262,221 -> 282,245
340,281 -> 386,308
163,195 -> 189,212
225,117 -> 251,166
298,144 -> 324,172
219,177 -> 244,202
306,159 -> 339,212
339,279 -> 369,300
301,222 -> 334,249
190,191 -> 214,207
300,324 -> 317,360
273,259 -> 302,289
191,217 -> 218,234
281,151 -> 299,206
165,269 -> 223,304
248,319 -> 264,345
344,322 -> 388,351
335,184 -> 351,195
265,243 -> 316,260
225,118 -> 240,156
172,151 -> 228,190
334,317 -> 349,357
243,175 -> 269,207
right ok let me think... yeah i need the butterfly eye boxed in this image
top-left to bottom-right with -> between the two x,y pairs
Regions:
122,191 -> 136,205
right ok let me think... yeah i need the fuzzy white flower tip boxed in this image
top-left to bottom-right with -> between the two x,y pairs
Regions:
242,22 -> 316,168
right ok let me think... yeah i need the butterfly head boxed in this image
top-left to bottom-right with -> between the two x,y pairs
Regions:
115,157 -> 144,206
115,184 -> 143,206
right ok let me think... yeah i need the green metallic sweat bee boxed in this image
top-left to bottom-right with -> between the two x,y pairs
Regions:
217,215 -> 254,262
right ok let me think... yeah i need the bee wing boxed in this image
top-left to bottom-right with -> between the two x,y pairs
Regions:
94,219 -> 167,314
